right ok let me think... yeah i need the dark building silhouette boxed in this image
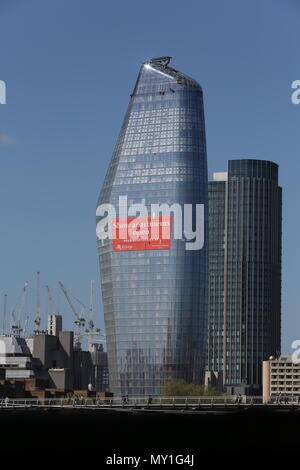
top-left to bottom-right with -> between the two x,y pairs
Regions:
207,159 -> 282,394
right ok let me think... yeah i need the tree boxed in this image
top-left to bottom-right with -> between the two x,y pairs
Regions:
161,379 -> 222,396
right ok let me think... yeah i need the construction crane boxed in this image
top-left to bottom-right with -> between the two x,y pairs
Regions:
11,281 -> 28,337
87,280 -> 100,334
71,294 -> 87,316
58,281 -> 85,349
69,289 -> 96,334
2,293 -> 7,335
23,316 -> 29,337
78,280 -> 102,348
34,271 -> 42,333
67,280 -> 103,349
88,280 -> 95,332
45,284 -> 55,316
77,329 -> 106,351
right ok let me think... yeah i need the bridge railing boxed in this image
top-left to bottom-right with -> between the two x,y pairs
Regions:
0,395 -> 299,408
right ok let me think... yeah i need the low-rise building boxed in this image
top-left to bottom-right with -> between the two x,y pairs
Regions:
204,371 -> 223,393
0,316 -> 110,396
0,335 -> 44,380
263,355 -> 300,402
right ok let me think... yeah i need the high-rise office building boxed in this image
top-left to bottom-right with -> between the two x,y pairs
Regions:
96,57 -> 208,396
207,159 -> 282,394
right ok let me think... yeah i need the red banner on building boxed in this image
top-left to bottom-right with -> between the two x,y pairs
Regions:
112,216 -> 171,252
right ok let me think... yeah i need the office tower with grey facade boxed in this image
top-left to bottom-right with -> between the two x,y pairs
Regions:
207,159 -> 282,394
96,57 -> 208,396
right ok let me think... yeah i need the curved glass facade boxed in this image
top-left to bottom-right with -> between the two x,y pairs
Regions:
96,58 -> 208,396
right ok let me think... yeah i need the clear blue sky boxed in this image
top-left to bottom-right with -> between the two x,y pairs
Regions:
0,0 -> 299,351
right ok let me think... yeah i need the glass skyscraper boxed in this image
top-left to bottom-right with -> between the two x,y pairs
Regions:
207,159 -> 282,394
96,57 -> 208,396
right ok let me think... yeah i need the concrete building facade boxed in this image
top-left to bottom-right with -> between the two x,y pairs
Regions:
0,315 -> 109,395
0,335 -> 42,380
47,314 -> 63,336
263,355 -> 300,402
